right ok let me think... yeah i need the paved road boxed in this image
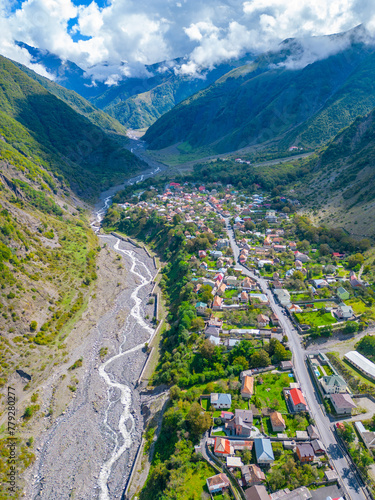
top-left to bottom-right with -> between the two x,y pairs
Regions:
221,217 -> 368,500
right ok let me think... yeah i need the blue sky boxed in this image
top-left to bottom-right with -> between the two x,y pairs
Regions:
1,0 -> 374,84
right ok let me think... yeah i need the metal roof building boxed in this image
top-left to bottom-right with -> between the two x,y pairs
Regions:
345,351 -> 375,380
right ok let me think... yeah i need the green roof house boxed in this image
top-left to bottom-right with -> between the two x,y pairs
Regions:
337,287 -> 350,301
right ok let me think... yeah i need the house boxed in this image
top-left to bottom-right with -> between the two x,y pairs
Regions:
206,473 -> 230,494
350,273 -> 363,288
270,412 -> 286,432
211,250 -> 223,259
212,296 -> 223,311
254,438 -> 274,464
274,289 -> 291,306
270,486 -> 312,500
210,393 -> 232,409
220,411 -> 234,421
241,464 -> 266,486
335,304 -> 354,320
296,443 -> 315,463
205,326 -> 220,338
241,375 -> 254,399
214,437 -> 233,456
245,485 -> 270,500
337,287 -> 350,301
241,291 -> 249,303
270,312 -> 280,326
280,360 -> 293,371
289,388 -> 307,412
330,393 -> 356,415
311,439 -> 325,455
354,421 -> 375,450
217,282 -> 227,296
295,252 -> 310,263
295,260 -> 303,270
227,456 -> 244,468
287,304 -> 303,314
257,314 -> 270,327
202,278 -> 215,288
208,316 -> 223,328
200,261 -> 208,270
195,302 -> 207,315
320,375 -> 348,395
226,409 -> 253,437
242,277 -> 257,290
313,279 -> 329,288
217,239 -> 230,249
225,275 -> 241,286
306,425 -> 319,440
198,250 -> 207,258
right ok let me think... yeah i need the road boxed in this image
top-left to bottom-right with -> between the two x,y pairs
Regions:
221,217 -> 368,500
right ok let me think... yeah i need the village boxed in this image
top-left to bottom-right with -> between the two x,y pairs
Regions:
106,180 -> 375,500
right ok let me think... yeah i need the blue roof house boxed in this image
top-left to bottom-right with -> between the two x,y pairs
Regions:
254,438 -> 274,465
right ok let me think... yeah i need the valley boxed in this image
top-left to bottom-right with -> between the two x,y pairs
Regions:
2,18 -> 375,500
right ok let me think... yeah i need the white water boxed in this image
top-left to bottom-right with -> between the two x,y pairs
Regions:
94,200 -> 155,500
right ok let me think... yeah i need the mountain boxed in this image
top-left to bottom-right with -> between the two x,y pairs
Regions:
0,55 -> 144,199
297,107 -> 375,236
16,41 -> 254,130
15,41 -> 107,99
143,28 -> 375,160
12,60 -> 127,134
92,56 -> 254,129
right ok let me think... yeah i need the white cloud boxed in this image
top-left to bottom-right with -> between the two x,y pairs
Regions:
0,0 -> 375,82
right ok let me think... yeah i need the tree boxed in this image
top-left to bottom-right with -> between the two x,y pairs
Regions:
245,220 -> 256,231
319,243 -> 331,256
200,339 -> 215,360
170,386 -> 181,400
30,321 -> 38,332
347,253 -> 364,269
233,356 -> 249,371
250,349 -> 271,368
343,322 -> 359,334
191,317 -> 205,331
186,402 -> 212,438
292,270 -> 304,281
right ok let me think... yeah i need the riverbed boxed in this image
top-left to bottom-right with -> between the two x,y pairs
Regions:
26,144 -> 166,499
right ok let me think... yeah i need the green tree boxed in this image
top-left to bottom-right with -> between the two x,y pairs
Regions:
185,402 -> 212,438
250,349 -> 271,368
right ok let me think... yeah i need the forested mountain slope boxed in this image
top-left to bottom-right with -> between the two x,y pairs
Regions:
144,34 -> 375,158
0,56 -> 144,199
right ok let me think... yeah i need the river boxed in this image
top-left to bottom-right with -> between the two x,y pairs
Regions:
28,139 -> 166,500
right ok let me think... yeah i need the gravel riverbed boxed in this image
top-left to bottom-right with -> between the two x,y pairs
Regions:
25,234 -> 157,500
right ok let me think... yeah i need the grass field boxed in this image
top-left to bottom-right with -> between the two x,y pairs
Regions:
254,372 -> 294,413
224,289 -> 240,299
295,311 -> 336,326
168,461 -> 218,499
346,299 -> 367,314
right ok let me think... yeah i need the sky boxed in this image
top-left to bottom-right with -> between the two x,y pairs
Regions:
1,0 -> 375,84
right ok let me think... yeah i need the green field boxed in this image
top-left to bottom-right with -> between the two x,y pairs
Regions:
223,289 -> 240,299
295,311 -> 336,326
346,299 -> 367,314
254,372 -> 294,413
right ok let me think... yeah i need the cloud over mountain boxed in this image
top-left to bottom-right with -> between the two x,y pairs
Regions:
1,0 -> 375,83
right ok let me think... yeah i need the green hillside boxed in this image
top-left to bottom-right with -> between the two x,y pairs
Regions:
143,41 -> 375,160
12,60 -> 127,134
92,57 -> 254,130
0,55 -> 144,199
296,106 -> 375,236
